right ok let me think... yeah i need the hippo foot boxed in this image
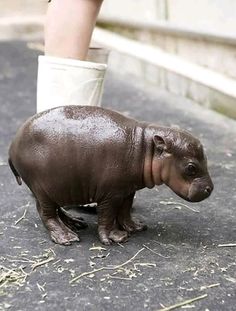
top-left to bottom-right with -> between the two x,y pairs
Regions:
58,207 -> 88,232
120,219 -> 147,233
47,218 -> 80,245
98,226 -> 129,245
109,229 -> 128,243
50,228 -> 80,245
98,230 -> 112,245
50,231 -> 80,245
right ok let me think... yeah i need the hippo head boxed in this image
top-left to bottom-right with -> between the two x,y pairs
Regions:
151,127 -> 214,202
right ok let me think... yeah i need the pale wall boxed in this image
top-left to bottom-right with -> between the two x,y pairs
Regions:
168,0 -> 236,35
100,0 -> 167,22
100,0 -> 236,35
0,0 -> 46,17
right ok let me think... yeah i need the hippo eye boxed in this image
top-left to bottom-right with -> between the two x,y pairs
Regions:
186,163 -> 197,176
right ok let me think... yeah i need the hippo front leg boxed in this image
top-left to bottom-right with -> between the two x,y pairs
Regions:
118,192 -> 147,233
97,198 -> 128,245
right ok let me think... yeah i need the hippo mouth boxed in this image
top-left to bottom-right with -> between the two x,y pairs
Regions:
172,187 -> 213,203
173,191 -> 193,203
187,182 -> 213,202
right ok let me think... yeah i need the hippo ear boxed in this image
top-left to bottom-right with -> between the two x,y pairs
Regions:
153,135 -> 167,155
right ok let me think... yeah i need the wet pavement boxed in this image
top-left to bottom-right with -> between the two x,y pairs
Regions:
0,41 -> 236,311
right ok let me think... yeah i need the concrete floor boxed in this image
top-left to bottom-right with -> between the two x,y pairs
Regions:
0,41 -> 236,311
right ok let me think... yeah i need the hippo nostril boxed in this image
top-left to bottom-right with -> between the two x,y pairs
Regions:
205,186 -> 212,195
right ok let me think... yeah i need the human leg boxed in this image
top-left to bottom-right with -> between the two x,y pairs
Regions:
45,0 -> 103,60
37,0 -> 107,112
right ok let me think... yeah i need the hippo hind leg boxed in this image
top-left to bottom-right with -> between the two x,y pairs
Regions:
58,207 -> 88,232
36,199 -> 80,245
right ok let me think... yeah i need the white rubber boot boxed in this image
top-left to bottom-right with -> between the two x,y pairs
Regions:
37,48 -> 108,113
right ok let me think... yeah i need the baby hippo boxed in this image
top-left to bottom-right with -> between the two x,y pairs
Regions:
9,106 -> 213,245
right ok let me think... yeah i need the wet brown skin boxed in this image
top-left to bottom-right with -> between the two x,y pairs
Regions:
9,106 -> 214,245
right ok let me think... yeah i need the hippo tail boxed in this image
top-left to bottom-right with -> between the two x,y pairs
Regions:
8,158 -> 22,185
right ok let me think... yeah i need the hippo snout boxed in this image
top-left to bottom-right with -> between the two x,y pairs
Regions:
187,177 -> 214,202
